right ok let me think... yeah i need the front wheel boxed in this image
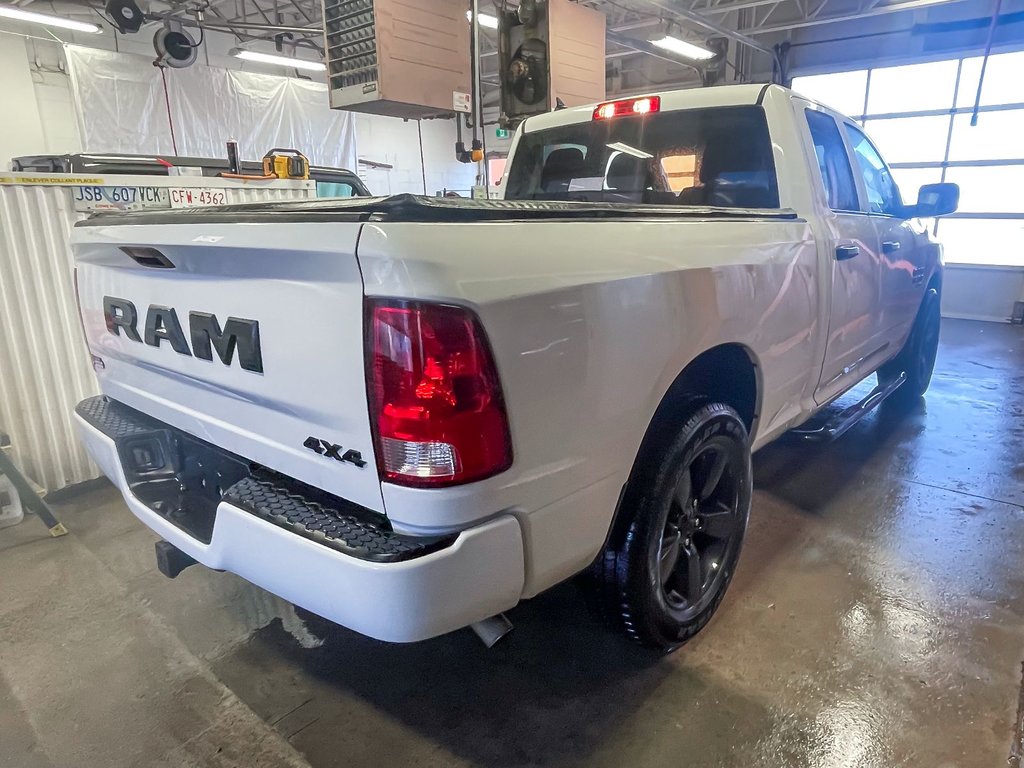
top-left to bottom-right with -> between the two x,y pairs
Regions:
879,287 -> 941,403
591,401 -> 752,651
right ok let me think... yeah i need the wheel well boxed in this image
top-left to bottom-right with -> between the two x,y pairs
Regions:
601,344 -> 760,552
653,344 -> 760,438
633,344 -> 760,475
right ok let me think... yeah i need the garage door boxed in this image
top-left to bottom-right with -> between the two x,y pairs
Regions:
792,50 -> 1024,269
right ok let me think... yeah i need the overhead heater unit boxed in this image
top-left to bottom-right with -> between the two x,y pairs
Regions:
499,0 -> 606,126
322,0 -> 471,119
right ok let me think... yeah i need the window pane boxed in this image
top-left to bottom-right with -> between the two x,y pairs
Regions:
505,106 -> 779,208
956,51 -> 1024,108
937,218 -> 1024,266
866,60 -> 960,114
805,109 -> 859,211
945,165 -> 1024,213
792,70 -> 868,117
890,167 -> 944,203
948,111 -> 1024,161
660,153 -> 698,192
316,181 -> 355,197
862,116 -> 950,163
845,124 -> 902,214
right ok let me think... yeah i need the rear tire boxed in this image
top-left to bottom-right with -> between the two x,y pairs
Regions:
591,401 -> 752,651
879,287 -> 941,404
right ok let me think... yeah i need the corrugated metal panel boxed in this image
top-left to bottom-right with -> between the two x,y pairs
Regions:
0,175 -> 315,492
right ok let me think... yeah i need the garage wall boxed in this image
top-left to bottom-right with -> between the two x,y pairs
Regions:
0,36 -> 48,164
354,114 -> 477,196
943,265 -> 1024,323
0,27 -> 476,195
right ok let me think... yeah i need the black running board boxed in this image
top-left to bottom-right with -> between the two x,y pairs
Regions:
790,372 -> 907,442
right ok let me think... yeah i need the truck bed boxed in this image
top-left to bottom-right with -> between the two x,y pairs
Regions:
76,193 -> 801,227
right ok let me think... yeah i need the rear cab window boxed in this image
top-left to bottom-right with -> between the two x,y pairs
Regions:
504,105 -> 780,208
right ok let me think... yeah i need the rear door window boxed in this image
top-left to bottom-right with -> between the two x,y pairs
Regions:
805,109 -> 859,212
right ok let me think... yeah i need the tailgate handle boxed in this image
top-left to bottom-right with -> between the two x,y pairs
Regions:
120,247 -> 175,269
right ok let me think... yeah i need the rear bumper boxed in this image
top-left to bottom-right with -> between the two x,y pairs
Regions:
73,398 -> 524,643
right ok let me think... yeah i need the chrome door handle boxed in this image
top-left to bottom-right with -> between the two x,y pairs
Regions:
882,240 -> 901,253
835,244 -> 860,260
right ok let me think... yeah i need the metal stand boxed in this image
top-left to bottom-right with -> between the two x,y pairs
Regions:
0,436 -> 68,537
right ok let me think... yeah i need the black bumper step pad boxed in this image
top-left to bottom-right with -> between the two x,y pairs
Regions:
76,396 -> 454,562
76,393 -> 162,439
224,473 -> 455,563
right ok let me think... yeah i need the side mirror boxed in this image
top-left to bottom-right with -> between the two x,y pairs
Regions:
904,182 -> 959,218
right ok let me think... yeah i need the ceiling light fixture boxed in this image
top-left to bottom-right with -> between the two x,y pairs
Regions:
231,48 -> 326,72
466,10 -> 499,29
649,35 -> 715,61
0,5 -> 102,33
607,142 -> 654,159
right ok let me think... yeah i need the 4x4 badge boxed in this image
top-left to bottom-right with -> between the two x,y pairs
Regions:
303,437 -> 367,468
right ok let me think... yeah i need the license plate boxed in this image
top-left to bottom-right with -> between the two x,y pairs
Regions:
72,186 -> 169,212
169,188 -> 229,208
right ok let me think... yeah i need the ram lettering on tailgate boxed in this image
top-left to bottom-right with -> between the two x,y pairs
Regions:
102,296 -> 263,374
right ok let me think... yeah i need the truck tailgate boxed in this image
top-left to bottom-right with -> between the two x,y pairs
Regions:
72,221 -> 384,513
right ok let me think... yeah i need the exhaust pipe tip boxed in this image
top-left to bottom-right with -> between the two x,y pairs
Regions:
469,613 -> 513,648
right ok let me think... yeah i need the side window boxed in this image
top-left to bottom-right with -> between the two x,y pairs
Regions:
805,109 -> 859,211
316,181 -> 355,198
844,124 -> 902,216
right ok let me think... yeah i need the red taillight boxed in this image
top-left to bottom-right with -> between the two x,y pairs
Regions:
593,95 -> 661,120
366,299 -> 512,487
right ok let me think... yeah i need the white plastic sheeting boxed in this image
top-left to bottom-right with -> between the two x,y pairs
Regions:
65,45 -> 358,171
0,173 -> 315,492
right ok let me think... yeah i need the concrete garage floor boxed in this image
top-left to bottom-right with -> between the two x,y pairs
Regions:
2,318 -> 1023,768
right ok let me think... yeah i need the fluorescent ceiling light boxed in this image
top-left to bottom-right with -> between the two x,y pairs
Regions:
466,10 -> 499,29
0,5 -> 102,33
650,36 -> 714,61
231,49 -> 326,72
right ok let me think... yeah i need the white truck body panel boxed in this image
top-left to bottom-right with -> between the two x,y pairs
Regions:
74,222 -> 385,513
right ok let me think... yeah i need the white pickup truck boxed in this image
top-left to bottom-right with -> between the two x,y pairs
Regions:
71,84 -> 958,651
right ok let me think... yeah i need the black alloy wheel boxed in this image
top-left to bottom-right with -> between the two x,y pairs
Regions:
591,401 -> 753,651
655,439 -> 743,621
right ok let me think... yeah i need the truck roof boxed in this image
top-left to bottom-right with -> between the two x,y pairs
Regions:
521,83 -> 784,133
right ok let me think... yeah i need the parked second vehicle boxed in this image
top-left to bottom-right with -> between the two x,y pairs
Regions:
70,84 -> 957,650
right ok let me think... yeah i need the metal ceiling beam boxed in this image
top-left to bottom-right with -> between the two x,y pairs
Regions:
698,0 -> 801,14
742,0 -> 969,33
639,0 -> 775,53
145,8 -> 318,33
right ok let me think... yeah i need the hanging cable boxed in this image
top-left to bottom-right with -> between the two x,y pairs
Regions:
971,0 -> 1004,126
159,66 -> 179,155
184,24 -> 205,48
417,119 -> 428,195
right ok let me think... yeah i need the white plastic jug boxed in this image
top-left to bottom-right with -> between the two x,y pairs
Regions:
0,474 -> 24,529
